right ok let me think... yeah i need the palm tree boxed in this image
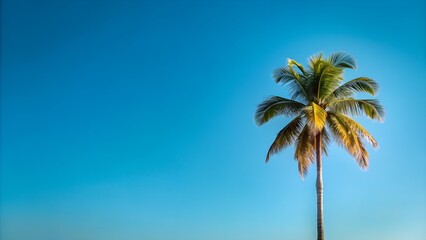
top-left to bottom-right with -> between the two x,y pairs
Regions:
255,52 -> 384,240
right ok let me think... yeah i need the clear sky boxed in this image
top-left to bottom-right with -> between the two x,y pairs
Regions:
1,0 -> 425,239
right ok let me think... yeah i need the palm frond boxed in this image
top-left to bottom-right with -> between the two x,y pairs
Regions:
308,53 -> 324,76
328,114 -> 350,146
317,64 -> 344,102
325,77 -> 379,102
355,135 -> 369,169
328,98 -> 384,121
273,66 -> 297,83
255,96 -> 305,125
304,102 -> 327,134
272,67 -> 309,102
327,113 -> 358,153
327,113 -> 369,169
294,124 -> 315,177
266,116 -> 305,162
287,58 -> 306,75
328,52 -> 357,69
335,114 -> 379,148
321,129 -> 331,156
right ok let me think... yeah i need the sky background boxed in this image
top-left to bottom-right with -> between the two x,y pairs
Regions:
1,0 -> 425,239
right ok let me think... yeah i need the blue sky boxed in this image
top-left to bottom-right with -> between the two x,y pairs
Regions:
1,0 -> 425,239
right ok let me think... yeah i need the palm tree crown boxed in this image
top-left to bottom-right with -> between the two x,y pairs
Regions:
255,52 -> 384,177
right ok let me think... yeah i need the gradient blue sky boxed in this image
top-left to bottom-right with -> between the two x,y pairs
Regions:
1,0 -> 425,239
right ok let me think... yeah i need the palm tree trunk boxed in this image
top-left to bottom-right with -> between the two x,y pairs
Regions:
316,133 -> 324,240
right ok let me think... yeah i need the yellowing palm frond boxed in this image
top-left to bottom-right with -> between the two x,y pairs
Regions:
294,125 -> 315,177
287,58 -> 306,75
355,135 -> 369,169
304,102 -> 327,134
327,113 -> 359,156
335,114 -> 379,148
327,113 -> 370,169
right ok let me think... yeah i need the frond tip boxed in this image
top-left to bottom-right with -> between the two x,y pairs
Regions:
328,52 -> 357,69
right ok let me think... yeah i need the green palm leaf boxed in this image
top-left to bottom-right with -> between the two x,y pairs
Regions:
266,116 -> 305,162
308,53 -> 324,76
255,96 -> 305,125
317,64 -> 344,102
326,77 -> 379,101
273,67 -> 309,102
328,52 -> 357,69
328,98 -> 384,121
